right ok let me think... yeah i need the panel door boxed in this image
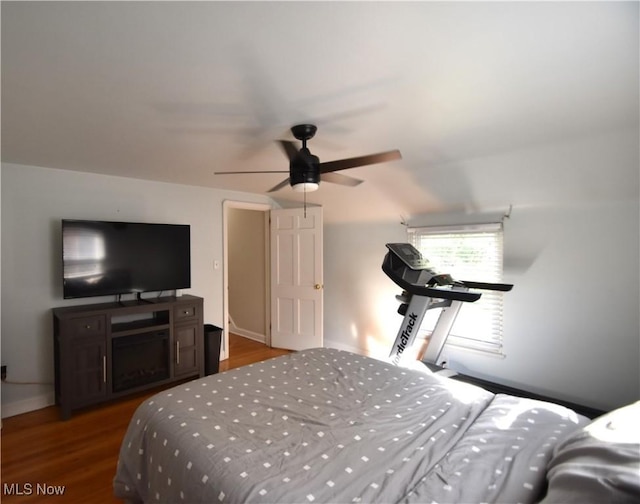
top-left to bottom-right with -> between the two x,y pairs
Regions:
270,207 -> 323,350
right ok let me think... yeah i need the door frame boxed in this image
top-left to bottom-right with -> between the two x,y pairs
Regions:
222,200 -> 272,360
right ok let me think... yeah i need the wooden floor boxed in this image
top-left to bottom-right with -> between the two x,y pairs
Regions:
0,334 -> 291,503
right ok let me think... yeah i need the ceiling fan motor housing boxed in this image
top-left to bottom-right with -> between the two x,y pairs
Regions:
290,149 -> 320,187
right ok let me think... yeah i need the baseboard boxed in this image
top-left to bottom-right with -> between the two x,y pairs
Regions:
229,325 -> 266,344
1,392 -> 55,419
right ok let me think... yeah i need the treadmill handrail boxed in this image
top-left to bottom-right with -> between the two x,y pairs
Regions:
382,263 -> 481,302
459,281 -> 514,292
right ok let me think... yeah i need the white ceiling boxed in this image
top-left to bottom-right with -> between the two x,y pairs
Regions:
2,1 -> 638,222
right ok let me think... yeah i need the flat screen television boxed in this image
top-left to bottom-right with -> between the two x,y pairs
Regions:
62,219 -> 191,299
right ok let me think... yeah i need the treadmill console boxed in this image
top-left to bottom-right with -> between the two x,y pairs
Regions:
382,243 -> 481,302
385,243 -> 431,270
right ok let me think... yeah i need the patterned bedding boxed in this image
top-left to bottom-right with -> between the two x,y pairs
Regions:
113,348 -> 589,503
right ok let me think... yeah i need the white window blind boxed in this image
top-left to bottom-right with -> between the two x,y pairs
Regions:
408,223 -> 505,356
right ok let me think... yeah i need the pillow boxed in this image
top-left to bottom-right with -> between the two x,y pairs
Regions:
539,400 -> 640,503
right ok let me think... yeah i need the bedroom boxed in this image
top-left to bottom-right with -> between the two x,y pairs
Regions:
1,1 -> 638,502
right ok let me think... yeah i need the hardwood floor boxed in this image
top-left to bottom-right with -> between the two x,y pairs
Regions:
0,334 -> 291,503
218,333 -> 292,372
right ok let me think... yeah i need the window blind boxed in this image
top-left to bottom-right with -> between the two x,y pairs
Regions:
408,223 -> 505,356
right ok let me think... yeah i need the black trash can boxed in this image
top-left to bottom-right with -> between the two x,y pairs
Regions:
203,324 -> 223,375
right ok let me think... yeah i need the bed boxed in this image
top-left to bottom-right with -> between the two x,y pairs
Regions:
113,347 -> 639,503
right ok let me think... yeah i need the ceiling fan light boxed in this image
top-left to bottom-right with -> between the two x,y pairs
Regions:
291,182 -> 319,193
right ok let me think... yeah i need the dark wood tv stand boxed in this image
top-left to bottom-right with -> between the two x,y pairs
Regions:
53,295 -> 204,420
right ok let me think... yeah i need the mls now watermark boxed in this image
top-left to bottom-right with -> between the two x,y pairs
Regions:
3,482 -> 66,496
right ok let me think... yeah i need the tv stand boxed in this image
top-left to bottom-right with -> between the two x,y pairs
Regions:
53,295 -> 205,420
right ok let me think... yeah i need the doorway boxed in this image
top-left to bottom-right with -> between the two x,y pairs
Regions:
222,201 -> 271,361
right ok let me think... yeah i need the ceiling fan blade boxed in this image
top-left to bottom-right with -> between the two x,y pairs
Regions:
278,140 -> 300,161
267,178 -> 291,193
319,149 -> 402,173
214,170 -> 289,174
321,172 -> 363,187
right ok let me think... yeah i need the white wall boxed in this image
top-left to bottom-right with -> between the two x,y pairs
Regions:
0,164 -> 2,422
323,221 -> 407,358
0,163 -> 273,417
455,200 -> 639,411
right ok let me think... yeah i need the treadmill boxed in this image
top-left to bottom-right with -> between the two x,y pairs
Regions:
382,243 -> 513,370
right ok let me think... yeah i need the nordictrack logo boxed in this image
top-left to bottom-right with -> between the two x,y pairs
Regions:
391,312 -> 418,366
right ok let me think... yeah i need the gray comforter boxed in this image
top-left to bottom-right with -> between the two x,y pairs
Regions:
113,348 -> 588,503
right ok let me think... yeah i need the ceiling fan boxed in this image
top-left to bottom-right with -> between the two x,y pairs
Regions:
215,124 -> 402,193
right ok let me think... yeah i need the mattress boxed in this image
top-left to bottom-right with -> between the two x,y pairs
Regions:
113,347 -> 589,503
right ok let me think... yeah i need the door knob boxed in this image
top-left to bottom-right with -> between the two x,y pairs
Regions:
314,284 -> 323,290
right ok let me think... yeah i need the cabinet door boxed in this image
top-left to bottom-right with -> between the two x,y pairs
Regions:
174,324 -> 199,377
70,336 -> 107,407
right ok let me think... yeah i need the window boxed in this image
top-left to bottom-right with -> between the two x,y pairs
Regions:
408,223 -> 506,357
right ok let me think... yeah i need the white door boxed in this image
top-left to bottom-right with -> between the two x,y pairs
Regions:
270,207 -> 323,350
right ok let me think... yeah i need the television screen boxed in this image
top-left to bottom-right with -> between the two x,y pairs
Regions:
62,219 -> 191,299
